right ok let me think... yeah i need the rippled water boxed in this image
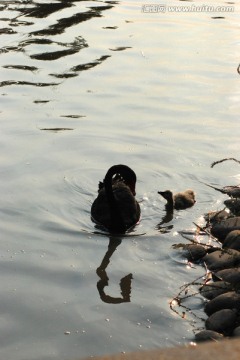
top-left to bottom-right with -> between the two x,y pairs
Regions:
0,0 -> 239,359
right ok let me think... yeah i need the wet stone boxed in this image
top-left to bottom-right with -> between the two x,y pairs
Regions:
233,326 -> 240,337
215,268 -> 240,286
204,210 -> 229,225
205,291 -> 240,316
195,330 -> 224,342
211,217 -> 240,242
202,249 -> 240,271
200,281 -> 232,300
184,244 -> 207,261
224,199 -> 240,216
205,309 -> 237,335
223,230 -> 240,250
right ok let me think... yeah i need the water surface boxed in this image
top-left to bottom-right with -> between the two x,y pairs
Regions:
0,0 -> 240,359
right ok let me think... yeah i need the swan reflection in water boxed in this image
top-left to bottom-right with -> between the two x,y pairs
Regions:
96,237 -> 132,304
91,164 -> 141,303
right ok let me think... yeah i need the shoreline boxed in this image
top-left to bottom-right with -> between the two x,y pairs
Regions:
84,338 -> 240,360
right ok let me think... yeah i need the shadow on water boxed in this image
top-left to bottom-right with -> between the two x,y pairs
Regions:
96,236 -> 133,304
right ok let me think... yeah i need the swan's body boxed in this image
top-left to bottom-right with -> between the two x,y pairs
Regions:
91,165 -> 140,233
158,189 -> 196,210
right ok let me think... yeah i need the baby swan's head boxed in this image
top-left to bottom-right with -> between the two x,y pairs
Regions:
158,190 -> 173,203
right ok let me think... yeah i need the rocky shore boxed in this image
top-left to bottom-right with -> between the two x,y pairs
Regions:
179,196 -> 240,342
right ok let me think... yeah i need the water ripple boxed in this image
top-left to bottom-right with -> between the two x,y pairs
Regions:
3,64 -> 38,71
0,80 -> 60,87
22,1 -> 73,19
29,9 -> 106,36
1,0 -> 118,87
0,27 -> 17,34
50,55 -> 111,78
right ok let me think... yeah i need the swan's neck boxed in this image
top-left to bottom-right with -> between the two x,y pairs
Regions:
104,168 -> 126,233
166,196 -> 174,210
159,191 -> 174,211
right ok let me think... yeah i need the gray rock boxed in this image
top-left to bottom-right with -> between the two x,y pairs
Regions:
206,309 -> 237,334
233,326 -> 240,337
215,268 -> 240,285
211,217 -> 240,242
223,230 -> 240,250
202,249 -> 240,271
204,209 -> 230,224
205,291 -> 240,316
184,244 -> 207,261
195,330 -> 224,342
224,199 -> 240,216
200,281 -> 232,300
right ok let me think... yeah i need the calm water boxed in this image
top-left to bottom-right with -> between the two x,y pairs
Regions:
0,0 -> 239,359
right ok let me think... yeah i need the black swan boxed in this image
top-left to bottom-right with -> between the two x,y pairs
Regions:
158,189 -> 196,210
91,165 -> 141,233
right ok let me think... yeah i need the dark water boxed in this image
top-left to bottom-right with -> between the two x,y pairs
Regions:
0,0 -> 239,359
